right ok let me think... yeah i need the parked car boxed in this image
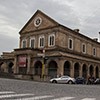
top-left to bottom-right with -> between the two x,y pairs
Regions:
75,77 -> 86,84
50,75 -> 75,84
94,78 -> 100,84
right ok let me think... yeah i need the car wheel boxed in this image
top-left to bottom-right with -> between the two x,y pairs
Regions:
52,80 -> 57,83
68,80 -> 73,84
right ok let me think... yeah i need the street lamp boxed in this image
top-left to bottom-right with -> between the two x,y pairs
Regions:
37,49 -> 48,79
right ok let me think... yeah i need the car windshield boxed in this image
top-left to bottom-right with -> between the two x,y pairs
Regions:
76,77 -> 84,79
96,78 -> 100,81
61,76 -> 69,78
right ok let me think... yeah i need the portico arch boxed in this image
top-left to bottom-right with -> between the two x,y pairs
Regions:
95,66 -> 99,78
48,60 -> 58,78
1,62 -> 8,72
0,62 -> 3,72
74,62 -> 80,78
64,61 -> 70,76
82,64 -> 87,78
34,61 -> 42,75
89,65 -> 94,77
8,62 -> 14,73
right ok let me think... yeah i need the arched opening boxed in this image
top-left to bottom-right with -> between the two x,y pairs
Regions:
74,62 -> 80,78
34,61 -> 42,75
64,61 -> 70,76
48,60 -> 58,78
8,62 -> 14,74
0,62 -> 3,72
89,65 -> 94,77
0,62 -> 3,66
95,66 -> 99,78
82,64 -> 87,79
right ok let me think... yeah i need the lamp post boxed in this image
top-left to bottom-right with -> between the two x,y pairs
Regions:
37,49 -> 47,80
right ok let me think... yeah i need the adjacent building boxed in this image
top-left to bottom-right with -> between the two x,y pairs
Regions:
0,10 -> 100,81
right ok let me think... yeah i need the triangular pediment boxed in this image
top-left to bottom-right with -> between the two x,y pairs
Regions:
19,10 -> 59,34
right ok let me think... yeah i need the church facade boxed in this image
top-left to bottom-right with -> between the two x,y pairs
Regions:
0,10 -> 100,81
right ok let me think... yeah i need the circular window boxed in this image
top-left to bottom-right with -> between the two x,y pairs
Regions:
34,17 -> 42,27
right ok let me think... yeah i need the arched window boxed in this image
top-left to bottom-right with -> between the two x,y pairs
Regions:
39,35 -> 45,48
22,39 -> 27,48
48,34 -> 55,46
30,37 -> 35,48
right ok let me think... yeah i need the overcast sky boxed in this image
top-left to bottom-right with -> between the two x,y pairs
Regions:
0,0 -> 100,55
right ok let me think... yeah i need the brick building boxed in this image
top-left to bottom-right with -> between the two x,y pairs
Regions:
0,10 -> 100,81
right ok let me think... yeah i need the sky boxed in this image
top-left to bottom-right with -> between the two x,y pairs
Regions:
0,0 -> 100,55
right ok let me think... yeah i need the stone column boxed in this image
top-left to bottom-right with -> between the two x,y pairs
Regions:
70,61 -> 74,78
27,55 -> 31,74
93,66 -> 96,78
44,63 -> 47,76
57,60 -> 64,76
19,37 -> 22,48
87,66 -> 90,79
79,64 -> 82,77
13,56 -> 18,74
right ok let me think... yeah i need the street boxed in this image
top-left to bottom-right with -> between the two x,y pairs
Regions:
0,78 -> 100,100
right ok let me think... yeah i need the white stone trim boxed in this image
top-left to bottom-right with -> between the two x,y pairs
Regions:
68,38 -> 73,50
48,33 -> 55,47
38,35 -> 45,48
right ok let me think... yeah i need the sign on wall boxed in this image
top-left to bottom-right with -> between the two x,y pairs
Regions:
18,56 -> 27,67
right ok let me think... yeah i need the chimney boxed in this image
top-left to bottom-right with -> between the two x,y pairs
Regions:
99,32 -> 100,42
74,29 -> 80,33
93,38 -> 98,42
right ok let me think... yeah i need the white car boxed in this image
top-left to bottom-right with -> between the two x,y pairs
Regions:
50,76 -> 75,84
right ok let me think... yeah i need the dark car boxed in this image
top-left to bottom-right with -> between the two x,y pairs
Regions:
94,78 -> 100,84
75,77 -> 86,84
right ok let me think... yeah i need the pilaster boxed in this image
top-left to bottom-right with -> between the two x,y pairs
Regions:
79,64 -> 82,77
57,60 -> 64,76
70,61 -> 74,78
27,55 -> 31,74
13,56 -> 18,74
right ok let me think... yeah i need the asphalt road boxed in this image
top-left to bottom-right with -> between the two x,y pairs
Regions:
0,78 -> 100,100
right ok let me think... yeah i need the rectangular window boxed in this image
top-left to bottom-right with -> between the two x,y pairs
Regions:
39,35 -> 45,48
93,47 -> 96,56
30,38 -> 35,48
48,34 -> 55,46
68,38 -> 73,50
82,43 -> 86,53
